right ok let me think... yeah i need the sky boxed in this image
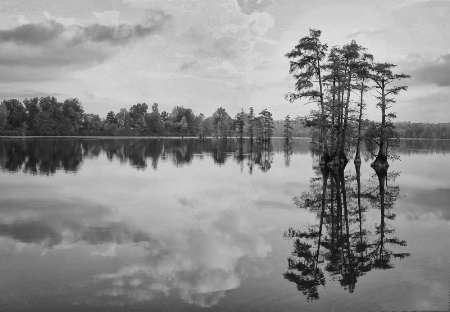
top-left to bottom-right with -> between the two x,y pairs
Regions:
0,0 -> 449,122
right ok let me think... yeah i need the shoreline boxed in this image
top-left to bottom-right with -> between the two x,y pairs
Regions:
0,136 -> 312,140
0,136 -> 449,141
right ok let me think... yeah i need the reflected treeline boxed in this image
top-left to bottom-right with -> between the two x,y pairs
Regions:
0,139 -> 84,175
1,138 -> 447,175
396,139 -> 450,155
0,138 -> 312,175
232,140 -> 274,173
283,163 -> 409,301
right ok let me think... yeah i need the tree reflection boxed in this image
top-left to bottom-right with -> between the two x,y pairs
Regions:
0,139 -> 83,174
284,140 -> 293,167
256,141 -> 274,172
284,162 -> 409,300
0,138 -> 319,175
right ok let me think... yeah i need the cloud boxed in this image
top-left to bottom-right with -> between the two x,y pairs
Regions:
0,89 -> 59,99
344,28 -> 385,40
237,0 -> 274,14
125,0 -> 275,79
179,197 -> 199,208
0,22 -> 64,45
397,86 -> 450,122
394,0 -> 449,8
0,11 -> 170,82
93,10 -> 122,26
410,54 -> 450,86
0,11 -> 169,47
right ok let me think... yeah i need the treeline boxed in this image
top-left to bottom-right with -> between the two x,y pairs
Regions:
394,122 -> 450,139
0,97 -> 286,139
1,97 -> 448,140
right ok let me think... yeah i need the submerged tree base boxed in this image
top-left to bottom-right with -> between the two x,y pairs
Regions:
371,157 -> 389,168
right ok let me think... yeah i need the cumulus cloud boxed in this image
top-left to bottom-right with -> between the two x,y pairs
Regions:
126,0 -> 275,82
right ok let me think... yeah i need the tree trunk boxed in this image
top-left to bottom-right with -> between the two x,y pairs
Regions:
339,66 -> 352,164
316,56 -> 329,165
354,80 -> 365,164
372,83 -> 389,167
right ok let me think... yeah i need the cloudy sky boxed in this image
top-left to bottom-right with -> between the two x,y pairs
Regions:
0,0 -> 449,122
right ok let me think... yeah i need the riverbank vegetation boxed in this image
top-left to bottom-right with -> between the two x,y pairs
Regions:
0,97 -> 281,141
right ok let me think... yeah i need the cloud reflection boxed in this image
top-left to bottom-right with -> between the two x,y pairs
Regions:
0,197 -> 271,307
95,210 -> 271,307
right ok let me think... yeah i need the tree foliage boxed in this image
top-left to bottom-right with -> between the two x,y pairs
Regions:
286,29 -> 410,167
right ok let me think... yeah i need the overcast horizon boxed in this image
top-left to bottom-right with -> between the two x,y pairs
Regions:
1,0 -> 449,122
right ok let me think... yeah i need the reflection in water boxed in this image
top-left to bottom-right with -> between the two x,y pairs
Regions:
0,138 -> 310,175
1,138 -> 448,310
284,163 -> 410,301
0,139 -> 83,174
1,139 -> 448,175
94,210 -> 271,307
0,198 -> 151,247
284,141 -> 293,167
0,197 -> 271,308
396,139 -> 450,155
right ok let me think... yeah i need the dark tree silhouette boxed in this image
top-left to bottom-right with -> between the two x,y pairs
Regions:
284,156 -> 409,300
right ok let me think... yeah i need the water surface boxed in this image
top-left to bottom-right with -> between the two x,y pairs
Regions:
0,138 -> 448,311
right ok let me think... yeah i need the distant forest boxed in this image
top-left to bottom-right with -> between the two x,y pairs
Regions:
0,96 -> 448,139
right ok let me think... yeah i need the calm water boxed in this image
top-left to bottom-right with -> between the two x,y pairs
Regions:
0,138 -> 448,311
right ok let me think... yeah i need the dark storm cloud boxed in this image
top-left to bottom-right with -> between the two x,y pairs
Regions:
411,54 -> 450,86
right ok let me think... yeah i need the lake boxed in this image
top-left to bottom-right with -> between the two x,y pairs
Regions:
0,138 -> 448,311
